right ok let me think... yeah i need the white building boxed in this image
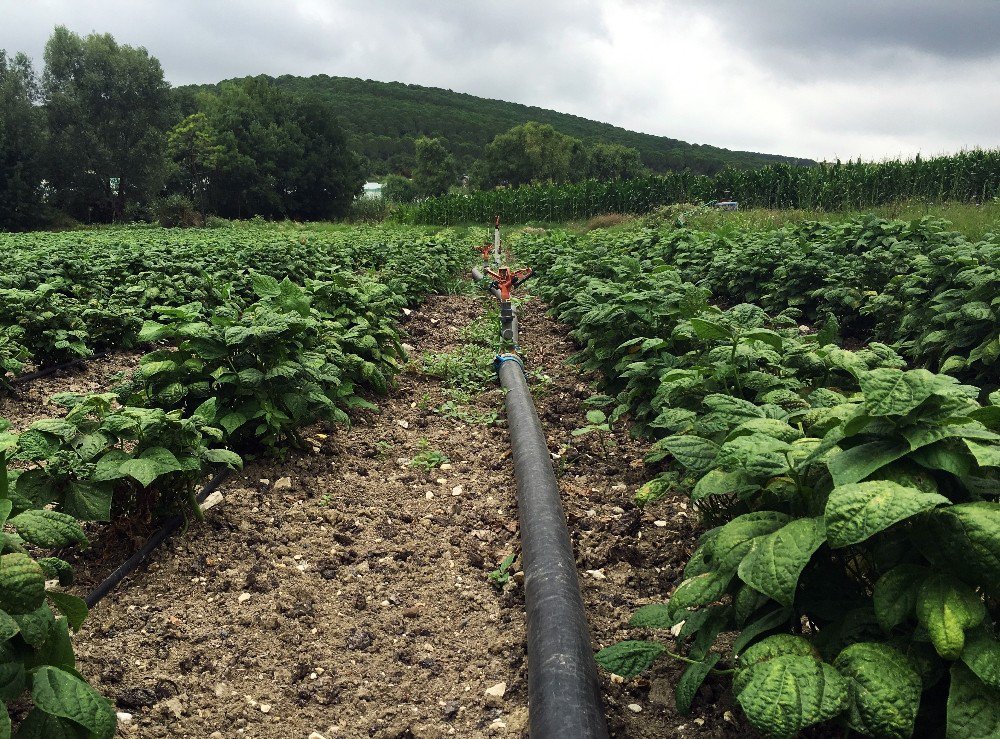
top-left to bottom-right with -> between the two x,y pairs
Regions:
361,182 -> 384,199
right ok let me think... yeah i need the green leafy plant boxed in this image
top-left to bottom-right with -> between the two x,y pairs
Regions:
12,393 -> 239,522
520,223 -> 1000,737
0,421 -> 117,737
124,276 -> 373,452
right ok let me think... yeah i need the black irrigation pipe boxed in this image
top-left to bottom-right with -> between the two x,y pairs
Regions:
474,267 -> 608,737
84,468 -> 231,608
12,352 -> 109,385
497,353 -> 609,738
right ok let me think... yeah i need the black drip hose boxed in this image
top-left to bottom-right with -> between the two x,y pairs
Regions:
84,469 -> 231,608
497,356 -> 609,738
13,352 -> 110,386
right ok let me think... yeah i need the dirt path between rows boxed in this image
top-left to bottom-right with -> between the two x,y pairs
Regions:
17,293 -> 747,738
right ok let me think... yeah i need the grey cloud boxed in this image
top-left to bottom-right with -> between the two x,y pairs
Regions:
696,0 -> 1000,77
0,0 -> 998,160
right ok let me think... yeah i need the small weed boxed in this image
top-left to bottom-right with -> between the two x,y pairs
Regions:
488,553 -> 516,589
421,345 -> 495,391
410,439 -> 449,471
435,389 -> 501,425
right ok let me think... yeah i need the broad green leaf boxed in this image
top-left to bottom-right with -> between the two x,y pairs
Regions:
965,438 -> 1000,468
825,481 -> 949,548
737,517 -> 826,607
36,559 -> 73,587
90,450 -> 130,482
735,654 -> 848,739
14,708 -> 89,738
13,604 -> 53,648
629,604 -> 673,629
30,666 -> 117,738
0,610 -> 18,642
826,440 -> 909,486
218,412 -> 247,436
585,410 -> 607,425
8,511 -> 87,549
201,448 -> 242,468
14,470 -> 55,508
62,483 -> 112,522
947,665 -> 1000,739
711,511 -> 791,573
733,584 -> 769,626
737,634 -> 818,672
657,435 -> 720,472
962,626 -> 1000,690
250,272 -> 282,298
924,502 -> 1000,587
137,320 -> 170,343
675,653 -> 720,715
594,640 -> 665,678
70,433 -> 109,463
118,446 -> 182,488
0,663 -> 25,702
32,618 -> 75,672
45,592 -> 88,632
743,328 -> 783,351
860,368 -> 936,416
191,397 -> 219,425
0,553 -> 45,615
910,442 -> 974,478
834,642 -> 921,739
873,565 -> 928,632
15,431 -> 59,462
691,468 -> 756,503
138,359 -> 176,378
668,570 -> 732,613
689,318 -> 730,341
916,574 -> 985,660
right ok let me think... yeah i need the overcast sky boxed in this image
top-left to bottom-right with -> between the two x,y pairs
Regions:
2,0 -> 998,162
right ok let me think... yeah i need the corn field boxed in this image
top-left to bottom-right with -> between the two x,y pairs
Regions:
399,149 -> 1000,224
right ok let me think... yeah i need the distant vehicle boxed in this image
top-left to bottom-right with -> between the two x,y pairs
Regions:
714,200 -> 739,211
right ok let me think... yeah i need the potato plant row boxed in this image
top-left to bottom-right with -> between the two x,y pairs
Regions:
515,225 -> 1000,738
519,215 -> 1000,388
0,223 -> 462,387
0,225 -> 473,736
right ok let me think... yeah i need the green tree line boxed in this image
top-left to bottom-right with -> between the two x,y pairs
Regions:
191,74 -> 814,178
0,27 -> 364,229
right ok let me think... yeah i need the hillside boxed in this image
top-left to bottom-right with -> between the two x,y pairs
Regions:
177,74 -> 815,177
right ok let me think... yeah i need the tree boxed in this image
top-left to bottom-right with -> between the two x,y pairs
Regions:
42,27 -> 171,222
587,142 -> 645,181
479,122 -> 582,188
0,50 -> 45,230
166,112 -> 224,218
199,77 -> 362,219
413,136 -> 456,197
381,174 -> 417,203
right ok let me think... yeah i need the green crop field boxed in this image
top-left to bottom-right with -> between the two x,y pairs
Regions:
513,211 -> 1000,738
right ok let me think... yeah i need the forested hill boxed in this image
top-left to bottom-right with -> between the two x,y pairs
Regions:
177,74 -> 815,177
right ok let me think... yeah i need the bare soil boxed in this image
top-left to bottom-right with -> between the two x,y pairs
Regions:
8,295 -> 748,738
1,352 -> 143,430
